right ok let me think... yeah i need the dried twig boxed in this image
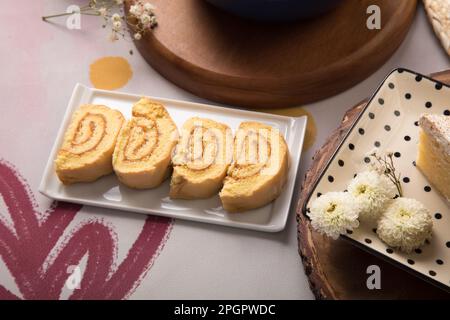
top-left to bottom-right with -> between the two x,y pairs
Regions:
370,152 -> 403,197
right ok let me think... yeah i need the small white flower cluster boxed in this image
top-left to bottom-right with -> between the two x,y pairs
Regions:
308,170 -> 393,239
308,166 -> 433,252
42,0 -> 156,42
128,1 -> 157,40
112,13 -> 122,31
108,11 -> 122,42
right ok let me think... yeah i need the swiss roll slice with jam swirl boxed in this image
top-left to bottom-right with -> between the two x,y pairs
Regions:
113,98 -> 179,189
220,122 -> 289,212
55,104 -> 125,184
170,117 -> 233,199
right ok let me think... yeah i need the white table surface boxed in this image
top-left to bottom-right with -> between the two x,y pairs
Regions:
0,1 -> 448,299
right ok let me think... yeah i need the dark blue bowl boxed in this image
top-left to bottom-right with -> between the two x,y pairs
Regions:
205,0 -> 343,22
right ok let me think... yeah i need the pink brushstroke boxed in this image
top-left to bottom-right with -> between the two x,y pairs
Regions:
0,159 -> 172,299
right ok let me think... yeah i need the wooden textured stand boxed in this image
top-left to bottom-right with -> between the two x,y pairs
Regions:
296,70 -> 450,300
128,0 -> 417,108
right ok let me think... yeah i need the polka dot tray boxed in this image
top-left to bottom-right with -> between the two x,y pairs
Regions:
304,68 -> 450,292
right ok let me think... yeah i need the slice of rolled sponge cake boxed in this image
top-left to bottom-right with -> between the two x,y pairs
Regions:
55,104 -> 125,184
113,98 -> 179,189
417,113 -> 450,202
220,121 -> 289,212
170,117 -> 233,199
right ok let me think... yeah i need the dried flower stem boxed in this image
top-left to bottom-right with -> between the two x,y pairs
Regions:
42,0 -> 156,42
42,4 -> 97,21
370,152 -> 403,197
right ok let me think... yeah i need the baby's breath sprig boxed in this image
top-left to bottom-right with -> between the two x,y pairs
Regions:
42,0 -> 157,42
369,151 -> 403,197
127,1 -> 157,40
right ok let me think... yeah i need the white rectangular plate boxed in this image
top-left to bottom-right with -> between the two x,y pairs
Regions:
39,84 -> 307,232
305,69 -> 450,290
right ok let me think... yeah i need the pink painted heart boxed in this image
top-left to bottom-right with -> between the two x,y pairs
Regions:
0,159 -> 172,299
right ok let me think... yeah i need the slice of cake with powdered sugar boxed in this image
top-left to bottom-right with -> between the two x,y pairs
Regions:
417,113 -> 450,202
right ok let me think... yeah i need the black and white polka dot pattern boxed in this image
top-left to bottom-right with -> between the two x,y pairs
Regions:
305,69 -> 450,289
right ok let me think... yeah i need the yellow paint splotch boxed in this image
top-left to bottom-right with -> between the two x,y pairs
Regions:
262,107 -> 317,151
89,56 -> 133,90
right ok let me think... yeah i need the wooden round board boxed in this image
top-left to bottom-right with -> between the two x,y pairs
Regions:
127,0 -> 417,108
296,70 -> 450,300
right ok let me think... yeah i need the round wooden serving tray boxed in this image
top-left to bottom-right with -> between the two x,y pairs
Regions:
296,70 -> 450,300
128,0 -> 417,108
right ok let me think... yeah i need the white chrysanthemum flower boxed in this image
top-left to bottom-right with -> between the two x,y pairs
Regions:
377,198 -> 433,253
348,170 -> 397,223
134,32 -> 142,40
308,192 -> 360,240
